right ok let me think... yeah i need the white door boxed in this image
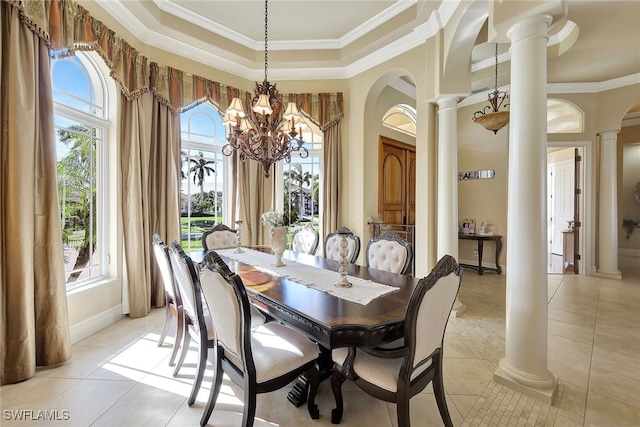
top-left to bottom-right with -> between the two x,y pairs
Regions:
549,159 -> 574,255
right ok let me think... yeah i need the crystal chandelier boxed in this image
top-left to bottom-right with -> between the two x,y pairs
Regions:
472,43 -> 510,134
222,0 -> 308,178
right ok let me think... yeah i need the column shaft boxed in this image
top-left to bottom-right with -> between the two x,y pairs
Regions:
494,14 -> 557,403
437,97 -> 465,315
597,130 -> 622,278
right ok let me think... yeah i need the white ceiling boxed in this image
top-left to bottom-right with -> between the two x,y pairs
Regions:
96,0 -> 639,96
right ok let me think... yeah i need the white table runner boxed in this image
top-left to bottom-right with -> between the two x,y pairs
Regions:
216,248 -> 398,305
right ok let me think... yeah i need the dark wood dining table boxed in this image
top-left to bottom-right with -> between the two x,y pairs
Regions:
191,247 -> 421,406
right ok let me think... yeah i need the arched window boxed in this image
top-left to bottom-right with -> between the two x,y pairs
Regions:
382,104 -> 417,137
180,103 -> 228,252
279,118 -> 324,240
547,99 -> 584,133
52,52 -> 109,288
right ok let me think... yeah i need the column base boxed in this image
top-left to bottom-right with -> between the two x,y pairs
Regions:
595,269 -> 622,280
451,298 -> 466,317
493,358 -> 557,404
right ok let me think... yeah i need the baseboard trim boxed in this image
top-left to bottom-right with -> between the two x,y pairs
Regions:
70,305 -> 125,344
619,248 -> 640,257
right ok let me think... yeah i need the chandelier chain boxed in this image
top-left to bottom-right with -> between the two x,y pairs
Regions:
264,0 -> 268,82
494,43 -> 498,89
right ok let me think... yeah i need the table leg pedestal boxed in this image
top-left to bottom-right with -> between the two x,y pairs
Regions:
287,348 -> 333,407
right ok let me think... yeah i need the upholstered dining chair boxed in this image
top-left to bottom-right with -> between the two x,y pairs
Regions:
365,231 -> 414,275
169,241 -> 267,406
168,241 -> 215,405
291,223 -> 319,255
152,234 -> 183,367
202,223 -> 237,251
198,251 -> 321,427
324,226 -> 361,264
330,255 -> 463,427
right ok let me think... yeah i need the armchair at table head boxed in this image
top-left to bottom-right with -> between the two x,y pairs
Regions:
202,223 -> 237,251
151,234 -> 183,367
324,226 -> 361,264
366,231 -> 413,275
198,250 -> 321,427
291,223 -> 319,255
330,255 -> 463,427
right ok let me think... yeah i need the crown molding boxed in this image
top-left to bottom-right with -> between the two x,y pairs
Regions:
152,0 -> 416,51
547,73 -> 640,94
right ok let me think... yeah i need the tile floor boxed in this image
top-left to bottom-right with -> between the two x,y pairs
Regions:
1,255 -> 639,426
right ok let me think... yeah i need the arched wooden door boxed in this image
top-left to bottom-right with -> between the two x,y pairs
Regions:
378,136 -> 416,227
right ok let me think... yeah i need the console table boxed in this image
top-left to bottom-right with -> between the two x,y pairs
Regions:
458,234 -> 503,275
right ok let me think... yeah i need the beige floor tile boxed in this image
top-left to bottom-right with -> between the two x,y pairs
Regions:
450,394 -> 480,419
553,414 -> 583,427
0,377 -> 79,410
595,300 -> 640,329
547,307 -> 596,329
443,358 -> 494,396
555,381 -> 587,425
548,298 -> 598,318
444,334 -> 480,359
35,345 -> 122,380
548,353 -> 590,390
584,392 -> 640,426
548,319 -> 594,345
548,334 -> 593,365
591,346 -> 640,382
588,365 -> 640,410
386,393 -> 463,427
550,291 -> 599,308
594,322 -> 640,359
91,382 -> 186,426
21,379 -> 136,427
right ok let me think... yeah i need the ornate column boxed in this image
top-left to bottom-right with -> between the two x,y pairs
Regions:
597,130 -> 622,279
493,14 -> 557,404
436,96 -> 465,315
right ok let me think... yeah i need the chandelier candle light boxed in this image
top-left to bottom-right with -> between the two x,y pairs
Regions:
472,43 -> 510,134
222,0 -> 308,178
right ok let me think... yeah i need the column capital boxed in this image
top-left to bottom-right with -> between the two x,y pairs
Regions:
436,96 -> 459,111
507,14 -> 553,43
598,130 -> 620,140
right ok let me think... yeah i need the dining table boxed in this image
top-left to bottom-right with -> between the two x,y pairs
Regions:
190,246 -> 421,407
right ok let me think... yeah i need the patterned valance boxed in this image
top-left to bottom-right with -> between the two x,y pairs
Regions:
150,63 -> 344,129
7,0 -> 148,99
8,0 -> 344,122
149,63 -> 250,115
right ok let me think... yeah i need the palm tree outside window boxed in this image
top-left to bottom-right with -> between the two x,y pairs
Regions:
180,103 -> 227,252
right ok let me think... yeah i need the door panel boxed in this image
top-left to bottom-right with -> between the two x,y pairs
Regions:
378,137 -> 415,227
549,160 -> 574,255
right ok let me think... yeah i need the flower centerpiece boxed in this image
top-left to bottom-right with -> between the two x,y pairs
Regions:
262,210 -> 288,267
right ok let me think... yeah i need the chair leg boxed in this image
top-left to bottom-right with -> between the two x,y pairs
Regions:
169,308 -> 184,366
433,369 -> 453,427
188,338 -> 209,405
330,370 -> 347,424
200,347 -> 222,427
173,328 -> 191,377
242,383 -> 257,427
396,396 -> 411,427
305,366 -> 320,420
158,298 -> 172,346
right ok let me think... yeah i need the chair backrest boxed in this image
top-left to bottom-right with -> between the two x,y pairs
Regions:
168,241 -> 206,330
152,234 -> 178,302
405,255 -> 462,369
291,224 -> 319,254
202,223 -> 237,251
324,226 -> 361,263
199,251 -> 254,373
365,231 -> 413,274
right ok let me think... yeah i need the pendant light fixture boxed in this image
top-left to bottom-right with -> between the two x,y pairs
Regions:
222,0 -> 308,178
472,43 -> 510,134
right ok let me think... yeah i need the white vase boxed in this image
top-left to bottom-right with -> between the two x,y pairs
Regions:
270,226 -> 287,267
